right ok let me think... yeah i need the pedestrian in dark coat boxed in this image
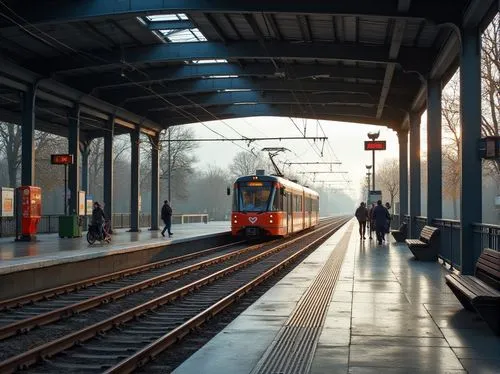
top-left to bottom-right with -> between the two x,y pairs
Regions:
368,203 -> 376,239
354,202 -> 369,239
372,200 -> 390,245
161,200 -> 173,237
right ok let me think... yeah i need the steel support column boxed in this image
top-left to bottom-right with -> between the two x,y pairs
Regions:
103,119 -> 114,230
409,112 -> 421,238
81,141 -> 90,194
398,129 -> 409,225
150,133 -> 160,230
21,87 -> 36,186
460,27 -> 482,274
426,79 -> 442,224
130,128 -> 140,232
68,105 -> 81,215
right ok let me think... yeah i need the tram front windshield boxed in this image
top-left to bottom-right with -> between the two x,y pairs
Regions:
237,181 -> 274,212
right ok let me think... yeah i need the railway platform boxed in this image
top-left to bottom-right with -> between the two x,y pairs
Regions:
174,220 -> 500,374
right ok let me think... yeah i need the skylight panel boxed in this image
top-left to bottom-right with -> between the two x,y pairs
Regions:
222,89 -> 251,92
160,28 -> 207,43
189,59 -> 228,64
206,75 -> 238,79
146,14 -> 187,22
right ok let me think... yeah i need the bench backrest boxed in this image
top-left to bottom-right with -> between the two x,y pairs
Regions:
419,225 -> 439,244
475,248 -> 500,290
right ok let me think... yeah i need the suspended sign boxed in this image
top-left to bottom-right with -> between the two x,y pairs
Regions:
364,141 -> 386,151
478,136 -> 500,159
51,154 -> 74,165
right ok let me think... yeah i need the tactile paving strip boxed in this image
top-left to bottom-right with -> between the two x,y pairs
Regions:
252,223 -> 353,374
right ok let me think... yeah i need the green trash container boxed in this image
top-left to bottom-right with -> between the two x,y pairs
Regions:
59,215 -> 82,238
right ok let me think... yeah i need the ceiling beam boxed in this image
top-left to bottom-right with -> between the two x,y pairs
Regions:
30,41 -> 433,75
149,103 -> 401,128
125,91 -> 410,113
376,18 -> 406,118
297,15 -> 313,42
0,0 -> 462,27
0,56 -> 163,134
98,77 -> 419,104
64,63 -> 404,92
463,0 -> 497,29
203,13 -> 228,42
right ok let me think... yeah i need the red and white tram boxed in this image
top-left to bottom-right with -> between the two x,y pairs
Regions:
230,174 -> 319,238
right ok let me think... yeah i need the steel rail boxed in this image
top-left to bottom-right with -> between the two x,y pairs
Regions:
0,218 -> 346,373
0,241 -> 244,311
105,218 -> 349,373
0,241 -> 268,340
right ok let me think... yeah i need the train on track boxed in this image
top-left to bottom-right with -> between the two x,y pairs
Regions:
229,172 -> 320,239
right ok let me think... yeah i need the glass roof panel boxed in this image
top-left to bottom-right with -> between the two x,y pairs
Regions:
146,14 -> 187,21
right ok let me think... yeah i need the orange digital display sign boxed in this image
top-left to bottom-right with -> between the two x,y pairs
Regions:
364,141 -> 386,151
51,154 -> 74,165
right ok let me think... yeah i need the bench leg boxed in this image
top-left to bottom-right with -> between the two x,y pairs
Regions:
473,300 -> 500,335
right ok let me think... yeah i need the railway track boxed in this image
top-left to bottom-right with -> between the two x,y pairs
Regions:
0,216 -> 349,373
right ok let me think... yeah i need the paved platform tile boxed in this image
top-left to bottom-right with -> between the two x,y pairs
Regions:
349,345 -> 465,370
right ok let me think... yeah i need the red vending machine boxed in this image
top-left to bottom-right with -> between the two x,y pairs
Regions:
18,186 -> 42,241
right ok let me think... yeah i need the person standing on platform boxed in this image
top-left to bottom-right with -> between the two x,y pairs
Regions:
354,202 -> 369,239
161,200 -> 173,237
372,200 -> 390,245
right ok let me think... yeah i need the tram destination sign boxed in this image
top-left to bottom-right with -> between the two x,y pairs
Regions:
364,141 -> 386,151
51,154 -> 74,165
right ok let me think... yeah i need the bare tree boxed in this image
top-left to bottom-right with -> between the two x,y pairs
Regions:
481,14 -> 500,178
229,151 -> 268,179
0,122 -> 64,187
0,122 -> 21,187
441,75 -> 461,218
377,158 -> 399,212
159,126 -> 197,202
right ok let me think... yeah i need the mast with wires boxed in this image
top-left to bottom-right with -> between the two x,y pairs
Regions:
261,147 -> 289,177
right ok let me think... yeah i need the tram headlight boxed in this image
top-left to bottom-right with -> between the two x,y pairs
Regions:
269,220 -> 273,223
234,219 -> 237,223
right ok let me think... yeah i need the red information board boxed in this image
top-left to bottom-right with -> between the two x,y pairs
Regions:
51,154 -> 74,165
364,141 -> 386,151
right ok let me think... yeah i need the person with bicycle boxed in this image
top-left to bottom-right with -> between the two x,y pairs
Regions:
91,202 -> 106,239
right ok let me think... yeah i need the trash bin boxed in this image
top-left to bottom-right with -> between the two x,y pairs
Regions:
59,215 -> 82,238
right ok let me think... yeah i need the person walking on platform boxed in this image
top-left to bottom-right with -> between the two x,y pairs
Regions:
384,202 -> 392,242
372,200 -> 390,245
161,200 -> 173,237
368,203 -> 376,240
354,202 -> 369,239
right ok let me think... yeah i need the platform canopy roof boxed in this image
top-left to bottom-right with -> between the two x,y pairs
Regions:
0,0 -> 497,139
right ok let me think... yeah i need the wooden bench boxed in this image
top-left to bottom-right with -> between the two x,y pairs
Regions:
445,249 -> 500,334
391,222 -> 408,243
405,225 -> 440,261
